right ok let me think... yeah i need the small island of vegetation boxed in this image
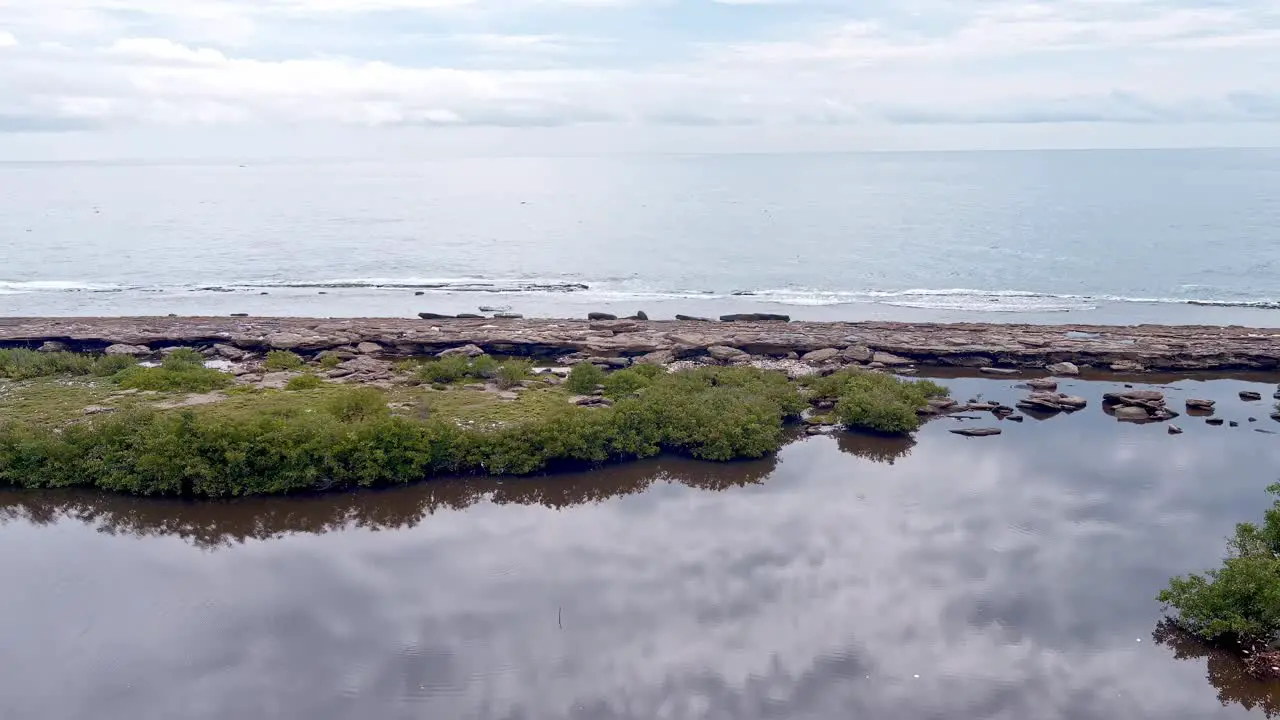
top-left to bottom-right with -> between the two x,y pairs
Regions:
0,347 -> 949,498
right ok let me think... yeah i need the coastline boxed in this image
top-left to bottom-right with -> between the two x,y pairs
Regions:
3,315 -> 1280,373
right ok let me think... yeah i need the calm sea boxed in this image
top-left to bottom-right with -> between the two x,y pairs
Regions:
3,149 -> 1280,324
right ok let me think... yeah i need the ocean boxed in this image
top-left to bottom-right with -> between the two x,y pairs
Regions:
3,148 -> 1279,324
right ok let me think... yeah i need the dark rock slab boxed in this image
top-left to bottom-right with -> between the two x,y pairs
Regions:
951,428 -> 1002,437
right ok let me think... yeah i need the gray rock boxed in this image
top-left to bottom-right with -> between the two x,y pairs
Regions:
636,350 -> 675,366
214,343 -> 248,360
1057,395 -> 1089,410
708,345 -> 747,361
493,313 -> 524,319
802,348 -> 840,364
455,313 -> 484,319
82,405 -> 116,416
1168,424 -> 1183,434
356,342 -> 382,355
587,312 -> 617,321
1114,406 -> 1151,421
1045,362 -> 1080,376
1207,418 -> 1225,426
1240,391 -> 1264,401
1110,360 -> 1146,372
589,356 -> 631,368
418,312 -> 454,320
719,313 -> 790,322
258,371 -> 296,390
839,345 -> 873,363
951,428 -> 1002,437
1186,399 -> 1215,410
571,395 -> 614,408
104,343 -> 150,356
1006,414 -> 1025,422
633,311 -> 649,321
1105,390 -> 1165,404
438,344 -> 485,358
38,341 -> 70,353
979,367 -> 1020,375
1230,421 -> 1240,427
676,315 -> 713,322
1024,379 -> 1058,391
871,351 -> 912,367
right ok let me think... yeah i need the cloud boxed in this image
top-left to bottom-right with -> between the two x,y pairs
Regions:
0,0 -> 1278,149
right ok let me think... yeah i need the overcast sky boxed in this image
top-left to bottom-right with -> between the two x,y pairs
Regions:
1,0 -> 1279,158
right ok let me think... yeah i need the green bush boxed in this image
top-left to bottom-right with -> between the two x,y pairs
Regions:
602,367 -> 656,398
470,354 -> 499,379
318,354 -> 342,370
115,364 -> 234,393
325,387 -> 388,422
1160,484 -> 1280,646
414,354 -> 478,384
0,349 -> 137,380
263,350 -> 305,371
566,362 -> 606,394
494,359 -> 532,389
805,370 -> 948,434
285,374 -> 325,391
163,348 -> 205,366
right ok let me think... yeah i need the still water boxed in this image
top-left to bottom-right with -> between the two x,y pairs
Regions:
2,376 -> 1280,719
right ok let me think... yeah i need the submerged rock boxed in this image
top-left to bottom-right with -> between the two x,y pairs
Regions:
951,428 -> 1002,437
979,367 -> 1020,376
1240,391 -> 1264,401
1114,406 -> 1151,422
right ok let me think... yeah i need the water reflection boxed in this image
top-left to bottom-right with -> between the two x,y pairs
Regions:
1154,620 -> 1280,717
2,377 -> 1280,720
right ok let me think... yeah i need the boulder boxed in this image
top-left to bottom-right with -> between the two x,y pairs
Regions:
356,342 -> 382,355
438,344 -> 485,358
839,345 -> 873,363
871,351 -> 912,367
1207,418 -> 1225,426
676,315 -> 713,322
417,312 -> 454,320
979,367 -> 1019,376
632,311 -> 650,321
1045,362 -> 1079,376
587,312 -> 617,321
719,313 -> 790,322
636,350 -> 675,366
1024,379 -> 1058,391
1186,399 -> 1215,410
38,341 -> 70,353
802,348 -> 840,364
104,343 -> 150,356
951,428 -> 1002,437
1114,406 -> 1151,422
1240,391 -> 1264,401
707,346 -> 747,361
1110,360 -> 1146,372
214,344 -> 249,360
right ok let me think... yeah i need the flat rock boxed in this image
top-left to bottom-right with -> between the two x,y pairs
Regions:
1024,379 -> 1058,391
1045,362 -> 1080,376
438,344 -> 485,358
213,343 -> 248,360
951,428 -> 1002,437
839,345 -> 873,363
802,348 -> 840,364
257,372 -> 296,390
417,313 -> 454,320
1110,360 -> 1146,372
571,395 -> 614,408
356,342 -> 382,355
1240,391 -> 1264,401
82,405 -> 116,415
1186,399 -> 1216,410
719,313 -> 790,322
708,345 -> 747,361
1207,418 -> 1226,426
979,367 -> 1020,375
492,313 -> 524,319
587,312 -> 617,321
1106,389 -> 1165,403
1006,414 -> 1025,422
636,350 -> 675,366
675,315 -> 713,322
1114,406 -> 1151,421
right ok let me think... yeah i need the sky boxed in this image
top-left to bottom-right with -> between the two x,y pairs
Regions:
1,0 -> 1279,158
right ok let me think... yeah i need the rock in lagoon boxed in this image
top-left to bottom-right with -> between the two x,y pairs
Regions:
707,346 -> 747,362
1186,399 -> 1216,410
979,367 -> 1020,376
1114,406 -> 1151,421
38,341 -> 70,353
839,345 -> 873,363
1168,425 -> 1183,435
414,291 -> 425,296
1110,360 -> 1146,372
675,315 -> 714,322
105,343 -> 150,356
587,312 -> 618,321
951,428 -> 1003,437
1024,379 -> 1059,391
1045,362 -> 1080,376
438,344 -> 485,358
418,312 -> 454,320
1230,421 -> 1240,427
719,313 -> 790,322
1105,390 -> 1165,403
872,351 -> 913,367
802,348 -> 840,364
1240,391 -> 1264,401
1207,418 -> 1226,426
1006,414 -> 1025,422
1272,412 -> 1280,422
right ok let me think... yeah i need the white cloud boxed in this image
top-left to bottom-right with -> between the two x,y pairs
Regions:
0,31 -> 18,48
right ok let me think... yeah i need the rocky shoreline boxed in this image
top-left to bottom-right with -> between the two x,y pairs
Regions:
2,316 -> 1280,373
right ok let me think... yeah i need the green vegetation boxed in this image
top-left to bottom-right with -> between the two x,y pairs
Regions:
1159,483 -> 1280,648
164,348 -> 205,366
602,364 -> 664,399
0,349 -> 136,380
318,354 -> 342,370
494,358 -> 532,389
566,362 -> 606,394
114,352 -> 233,393
803,370 -> 948,433
263,350 -> 305,371
407,353 -> 532,388
284,374 -> 325,391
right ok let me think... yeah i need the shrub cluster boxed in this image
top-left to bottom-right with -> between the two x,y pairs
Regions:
1159,483 -> 1280,647
0,349 -> 136,380
114,352 -> 233,393
566,362 -> 606,394
411,353 -> 530,387
803,370 -> 948,433
0,368 -> 807,497
263,350 -> 305,371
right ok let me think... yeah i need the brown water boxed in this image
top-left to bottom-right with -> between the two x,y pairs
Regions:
3,376 -> 1280,720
